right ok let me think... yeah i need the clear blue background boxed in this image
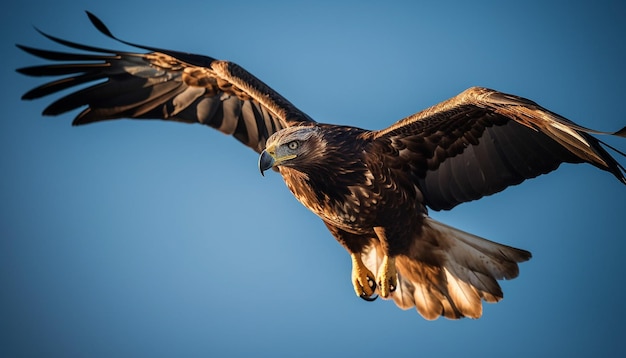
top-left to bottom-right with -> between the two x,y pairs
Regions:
2,1 -> 625,357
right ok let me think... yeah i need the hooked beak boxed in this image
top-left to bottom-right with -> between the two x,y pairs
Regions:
259,144 -> 297,176
258,149 -> 276,176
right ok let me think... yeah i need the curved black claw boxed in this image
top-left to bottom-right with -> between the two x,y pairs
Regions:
359,292 -> 378,302
359,276 -> 378,302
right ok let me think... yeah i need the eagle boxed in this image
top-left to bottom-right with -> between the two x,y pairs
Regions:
17,12 -> 626,320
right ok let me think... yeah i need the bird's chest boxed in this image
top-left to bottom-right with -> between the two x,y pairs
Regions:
280,167 -> 378,233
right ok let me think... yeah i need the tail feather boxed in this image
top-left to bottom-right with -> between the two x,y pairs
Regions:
361,217 -> 531,320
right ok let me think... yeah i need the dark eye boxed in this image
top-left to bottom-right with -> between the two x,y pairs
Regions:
287,141 -> 299,150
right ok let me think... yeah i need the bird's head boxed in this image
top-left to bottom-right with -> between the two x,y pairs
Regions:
258,125 -> 323,176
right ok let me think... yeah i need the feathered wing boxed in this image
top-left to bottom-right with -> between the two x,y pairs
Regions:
371,87 -> 626,210
362,217 -> 531,320
17,12 -> 314,153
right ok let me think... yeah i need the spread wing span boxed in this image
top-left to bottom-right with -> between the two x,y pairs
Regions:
372,87 -> 626,210
17,11 -> 314,153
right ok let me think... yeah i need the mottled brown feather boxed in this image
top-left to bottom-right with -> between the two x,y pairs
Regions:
371,87 -> 626,210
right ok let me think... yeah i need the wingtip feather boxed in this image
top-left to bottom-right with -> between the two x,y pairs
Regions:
614,126 -> 626,138
85,11 -> 115,39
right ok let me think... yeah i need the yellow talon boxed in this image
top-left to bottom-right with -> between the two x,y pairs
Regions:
377,255 -> 397,298
350,253 -> 377,300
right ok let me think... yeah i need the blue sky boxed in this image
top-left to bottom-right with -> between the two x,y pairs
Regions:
2,1 -> 625,357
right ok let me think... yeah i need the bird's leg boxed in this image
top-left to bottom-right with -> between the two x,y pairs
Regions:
376,255 -> 397,298
322,221 -> 378,301
350,253 -> 378,301
373,227 -> 398,298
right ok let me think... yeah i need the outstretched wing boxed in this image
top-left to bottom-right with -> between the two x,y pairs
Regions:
372,87 -> 626,211
17,12 -> 314,153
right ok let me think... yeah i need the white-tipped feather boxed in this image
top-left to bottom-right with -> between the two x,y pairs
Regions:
444,268 -> 482,318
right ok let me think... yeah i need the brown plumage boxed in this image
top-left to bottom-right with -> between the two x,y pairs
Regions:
17,12 -> 626,320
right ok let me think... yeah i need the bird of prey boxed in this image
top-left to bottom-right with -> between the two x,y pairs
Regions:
17,12 -> 625,320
